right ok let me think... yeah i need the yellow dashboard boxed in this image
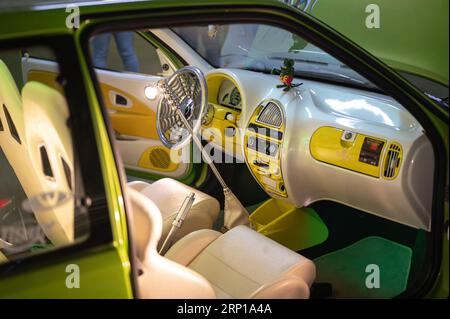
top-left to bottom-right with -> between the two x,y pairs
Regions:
201,73 -> 243,156
201,72 -> 287,197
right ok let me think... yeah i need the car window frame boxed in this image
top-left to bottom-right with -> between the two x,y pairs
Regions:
0,34 -> 114,275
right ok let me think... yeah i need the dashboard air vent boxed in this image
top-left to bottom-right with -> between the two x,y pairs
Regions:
257,102 -> 283,128
383,142 -> 402,179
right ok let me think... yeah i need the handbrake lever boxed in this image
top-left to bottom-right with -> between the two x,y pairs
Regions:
159,192 -> 195,255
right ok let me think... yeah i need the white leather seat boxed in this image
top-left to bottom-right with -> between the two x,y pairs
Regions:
0,60 -> 74,247
128,187 -> 216,298
166,226 -> 316,298
128,178 -> 220,248
128,187 -> 315,299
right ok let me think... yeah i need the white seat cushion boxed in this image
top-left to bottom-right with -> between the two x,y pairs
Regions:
128,178 -> 220,248
166,225 -> 316,299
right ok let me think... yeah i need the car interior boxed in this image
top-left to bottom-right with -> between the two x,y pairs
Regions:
0,22 -> 438,299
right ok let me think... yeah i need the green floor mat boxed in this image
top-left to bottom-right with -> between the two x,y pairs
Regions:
314,236 -> 412,299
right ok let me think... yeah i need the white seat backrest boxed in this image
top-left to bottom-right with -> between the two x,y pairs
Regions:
22,81 -> 75,244
0,59 -> 74,246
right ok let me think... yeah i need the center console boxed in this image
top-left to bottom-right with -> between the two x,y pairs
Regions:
244,100 -> 287,197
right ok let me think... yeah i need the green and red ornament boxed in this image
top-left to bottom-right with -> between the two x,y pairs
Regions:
272,58 -> 303,92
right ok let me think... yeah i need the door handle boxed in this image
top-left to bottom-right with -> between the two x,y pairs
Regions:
114,94 -> 128,106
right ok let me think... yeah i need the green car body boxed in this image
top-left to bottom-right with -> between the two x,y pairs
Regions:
285,0 -> 449,87
0,0 -> 447,299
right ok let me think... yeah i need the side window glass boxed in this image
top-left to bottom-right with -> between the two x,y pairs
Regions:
0,46 -> 89,264
90,31 -> 169,75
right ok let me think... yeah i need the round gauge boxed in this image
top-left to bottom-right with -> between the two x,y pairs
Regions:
218,79 -> 242,109
202,103 -> 215,125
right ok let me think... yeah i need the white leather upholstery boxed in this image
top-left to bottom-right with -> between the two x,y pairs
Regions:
128,178 -> 220,248
127,182 -> 315,299
166,225 -> 316,299
165,229 -> 221,266
128,187 -> 216,299
22,81 -> 75,244
0,60 -> 74,246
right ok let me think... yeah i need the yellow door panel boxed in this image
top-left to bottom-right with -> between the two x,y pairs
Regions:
27,70 -> 63,94
109,113 -> 156,139
99,82 -> 158,139
28,70 -> 159,139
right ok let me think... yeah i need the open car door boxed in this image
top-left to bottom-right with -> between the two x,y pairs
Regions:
20,32 -> 192,182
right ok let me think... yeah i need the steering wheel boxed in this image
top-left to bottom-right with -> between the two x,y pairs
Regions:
156,66 -> 207,149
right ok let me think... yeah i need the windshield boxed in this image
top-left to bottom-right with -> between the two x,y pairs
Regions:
172,24 -> 377,90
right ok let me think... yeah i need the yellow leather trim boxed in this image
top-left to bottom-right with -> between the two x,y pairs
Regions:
27,70 -> 63,94
310,126 -> 385,178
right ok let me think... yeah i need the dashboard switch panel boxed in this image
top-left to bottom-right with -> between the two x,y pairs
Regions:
244,100 -> 287,197
359,137 -> 385,166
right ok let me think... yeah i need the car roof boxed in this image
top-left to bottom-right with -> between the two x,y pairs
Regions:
0,0 -> 128,12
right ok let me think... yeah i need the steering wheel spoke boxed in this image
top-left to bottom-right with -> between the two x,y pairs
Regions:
156,66 -> 207,149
